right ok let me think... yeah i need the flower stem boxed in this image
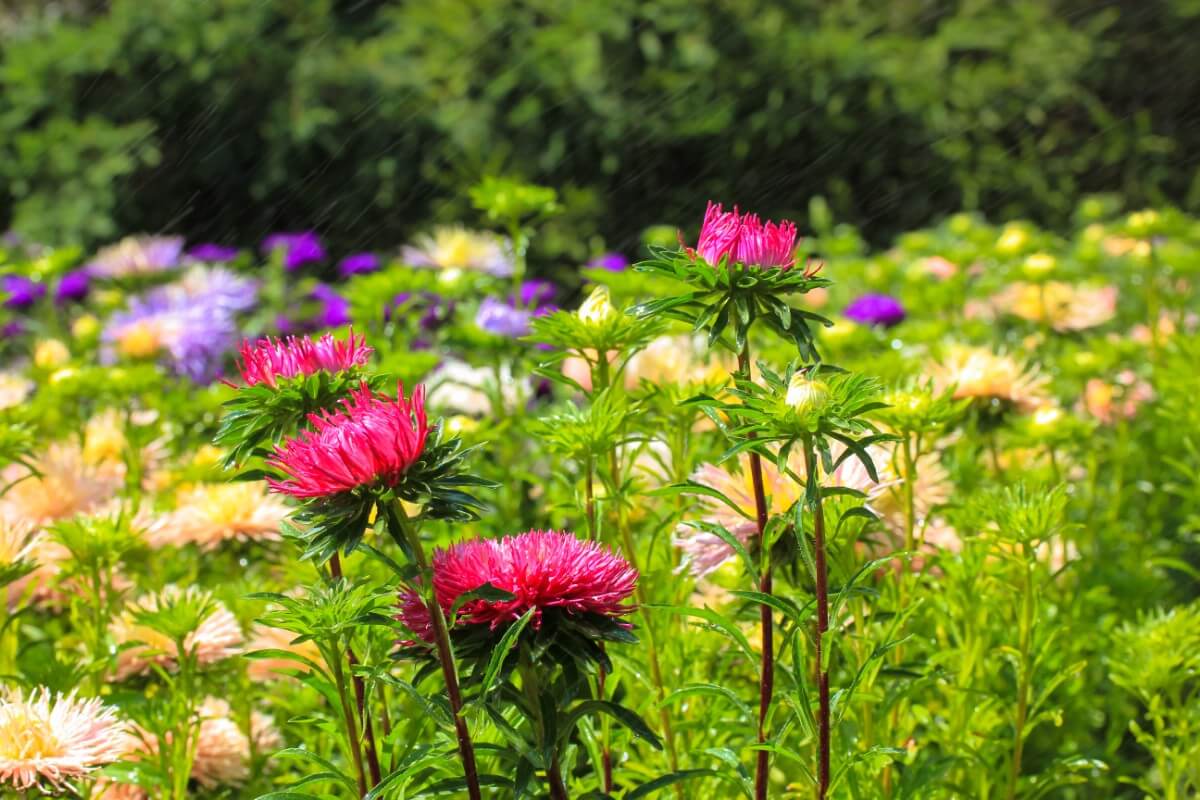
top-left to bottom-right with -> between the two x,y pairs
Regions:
802,438 -> 831,800
328,554 -> 382,791
738,348 -> 776,800
1005,556 -> 1036,800
393,507 -> 483,800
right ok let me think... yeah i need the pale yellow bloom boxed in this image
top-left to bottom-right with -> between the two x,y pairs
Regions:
0,373 -> 32,410
930,346 -> 1049,412
146,483 -> 287,551
991,282 -> 1117,332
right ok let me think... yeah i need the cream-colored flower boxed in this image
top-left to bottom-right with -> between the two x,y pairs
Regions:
930,346 -> 1049,412
146,483 -> 287,551
0,688 -> 128,791
991,282 -> 1117,332
577,286 -> 618,326
0,373 -> 32,411
110,588 -> 243,680
0,443 -> 122,529
400,226 -> 513,276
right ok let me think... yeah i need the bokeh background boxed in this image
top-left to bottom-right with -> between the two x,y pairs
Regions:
2,0 -> 1198,262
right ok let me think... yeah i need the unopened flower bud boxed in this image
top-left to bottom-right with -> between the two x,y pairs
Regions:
1022,253 -> 1056,280
786,373 -> 830,415
34,339 -> 70,369
578,286 -> 617,326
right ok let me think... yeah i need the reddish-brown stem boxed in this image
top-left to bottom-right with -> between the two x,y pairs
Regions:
740,350 -> 775,800
803,443 -> 831,799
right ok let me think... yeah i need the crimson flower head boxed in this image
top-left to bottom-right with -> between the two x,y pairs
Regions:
233,330 -> 372,388
686,201 -> 798,269
267,382 -> 428,499
400,530 -> 638,639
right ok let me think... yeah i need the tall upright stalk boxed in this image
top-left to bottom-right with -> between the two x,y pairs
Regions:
393,506 -> 483,800
594,351 -> 682,794
802,438 -> 831,799
738,348 -> 776,800
328,553 -> 382,790
1005,556 -> 1036,800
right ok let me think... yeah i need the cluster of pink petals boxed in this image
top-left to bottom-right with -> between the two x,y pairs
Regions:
267,382 -> 428,498
232,329 -> 372,388
400,530 -> 638,639
0,688 -> 128,791
687,201 -> 799,269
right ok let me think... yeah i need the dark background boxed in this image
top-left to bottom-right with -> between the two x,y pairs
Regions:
2,0 -> 1198,261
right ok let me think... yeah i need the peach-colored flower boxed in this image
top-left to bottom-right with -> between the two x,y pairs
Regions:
0,516 -> 37,570
146,483 -> 288,550
1129,311 -> 1198,345
0,443 -> 122,529
871,452 -> 953,543
915,256 -> 958,281
991,282 -> 1117,332
0,688 -> 127,791
1079,372 -> 1154,425
561,334 -> 734,395
111,588 -> 243,680
930,346 -> 1049,412
674,445 -> 894,577
191,698 -> 280,789
0,372 -> 32,410
244,625 -> 322,682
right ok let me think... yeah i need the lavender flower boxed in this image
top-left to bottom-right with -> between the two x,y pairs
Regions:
476,297 -> 534,338
844,294 -> 906,328
262,232 -> 325,272
187,243 -> 241,263
387,292 -> 456,332
338,252 -> 380,278
2,275 -> 45,310
587,252 -> 629,272
516,279 -> 556,308
102,296 -> 239,382
165,267 -> 259,316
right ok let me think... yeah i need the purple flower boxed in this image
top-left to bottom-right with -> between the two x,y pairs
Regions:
476,297 -> 534,338
2,275 -> 45,310
102,294 -> 239,382
263,232 -> 326,272
515,280 -> 556,308
387,291 -> 455,331
845,294 -> 906,328
587,252 -> 629,272
1,320 -> 24,338
311,284 -> 351,327
338,252 -> 380,278
163,266 -> 259,316
55,268 -> 92,304
187,243 -> 241,263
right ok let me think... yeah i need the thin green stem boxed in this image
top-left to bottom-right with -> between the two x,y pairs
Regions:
1006,556 -> 1036,800
803,438 -> 831,799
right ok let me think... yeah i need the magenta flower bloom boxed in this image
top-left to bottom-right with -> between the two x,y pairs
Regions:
233,330 -> 372,388
2,275 -> 45,310
187,243 -> 240,263
267,382 -> 428,498
844,294 -> 906,327
687,201 -> 798,269
262,232 -> 325,272
400,531 -> 638,639
338,252 -> 380,278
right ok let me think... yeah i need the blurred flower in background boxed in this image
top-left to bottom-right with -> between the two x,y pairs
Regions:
401,226 -> 514,277
87,235 -> 184,279
844,293 -> 906,327
262,231 -> 325,272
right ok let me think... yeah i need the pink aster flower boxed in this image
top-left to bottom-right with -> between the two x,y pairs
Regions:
232,329 -> 372,388
685,201 -> 799,270
399,531 -> 637,639
267,382 -> 428,499
0,688 -> 128,791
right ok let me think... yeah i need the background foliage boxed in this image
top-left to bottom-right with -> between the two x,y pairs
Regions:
2,0 -> 1199,256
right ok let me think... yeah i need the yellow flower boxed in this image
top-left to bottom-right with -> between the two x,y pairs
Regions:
785,373 -> 830,415
0,373 -> 32,410
995,224 -> 1030,255
83,411 -> 129,467
1021,253 -> 1056,280
71,314 -> 100,340
33,339 -> 70,370
146,483 -> 287,551
991,281 -> 1117,332
115,320 -> 168,359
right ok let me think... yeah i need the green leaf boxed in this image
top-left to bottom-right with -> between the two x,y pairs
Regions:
560,700 -> 662,750
644,604 -> 755,662
623,769 -> 728,799
481,608 -> 535,698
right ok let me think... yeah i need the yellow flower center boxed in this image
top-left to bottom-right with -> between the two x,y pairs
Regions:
117,320 -> 165,359
0,710 -> 60,760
